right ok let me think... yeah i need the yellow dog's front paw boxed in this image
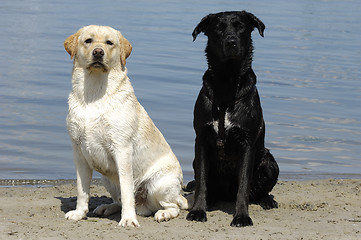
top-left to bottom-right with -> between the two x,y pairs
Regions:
65,210 -> 87,221
118,216 -> 140,228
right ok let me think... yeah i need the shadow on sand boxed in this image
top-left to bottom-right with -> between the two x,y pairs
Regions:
55,195 -> 121,222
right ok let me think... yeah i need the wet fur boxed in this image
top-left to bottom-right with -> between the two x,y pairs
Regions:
63,25 -> 187,228
186,11 -> 279,227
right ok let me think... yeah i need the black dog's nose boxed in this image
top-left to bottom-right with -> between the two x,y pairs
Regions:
92,48 -> 104,58
225,37 -> 237,48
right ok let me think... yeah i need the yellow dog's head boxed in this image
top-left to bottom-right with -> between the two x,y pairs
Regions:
64,25 -> 132,72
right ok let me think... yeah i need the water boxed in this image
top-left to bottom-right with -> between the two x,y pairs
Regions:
0,0 -> 360,182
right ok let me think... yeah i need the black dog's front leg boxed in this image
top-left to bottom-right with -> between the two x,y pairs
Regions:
231,145 -> 254,227
186,137 -> 209,222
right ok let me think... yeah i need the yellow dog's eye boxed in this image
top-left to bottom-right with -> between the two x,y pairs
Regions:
106,40 -> 114,46
85,38 -> 92,44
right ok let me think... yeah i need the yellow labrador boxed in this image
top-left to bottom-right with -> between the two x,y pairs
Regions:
64,25 -> 187,227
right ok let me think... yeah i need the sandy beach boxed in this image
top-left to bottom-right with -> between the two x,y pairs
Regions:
0,179 -> 360,240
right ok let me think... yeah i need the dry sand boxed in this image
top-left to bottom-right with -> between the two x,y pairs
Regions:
0,179 -> 360,240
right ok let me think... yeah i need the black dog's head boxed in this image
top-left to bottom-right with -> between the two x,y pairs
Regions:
192,11 -> 265,64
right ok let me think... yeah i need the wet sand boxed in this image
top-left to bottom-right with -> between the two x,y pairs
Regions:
1,179 -> 360,240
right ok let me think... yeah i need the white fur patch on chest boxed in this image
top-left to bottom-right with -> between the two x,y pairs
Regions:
211,111 -> 233,133
224,111 -> 233,129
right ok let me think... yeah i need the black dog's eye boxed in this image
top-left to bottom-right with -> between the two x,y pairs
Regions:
106,40 -> 114,46
233,21 -> 245,29
218,22 -> 227,30
85,38 -> 92,44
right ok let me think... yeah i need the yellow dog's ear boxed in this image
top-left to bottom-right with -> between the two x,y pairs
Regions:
64,30 -> 81,60
119,33 -> 132,66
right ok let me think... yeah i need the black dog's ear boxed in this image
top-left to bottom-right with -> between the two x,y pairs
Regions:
192,14 -> 215,41
243,11 -> 265,37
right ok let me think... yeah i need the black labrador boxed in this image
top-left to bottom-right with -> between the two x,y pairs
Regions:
186,11 -> 279,227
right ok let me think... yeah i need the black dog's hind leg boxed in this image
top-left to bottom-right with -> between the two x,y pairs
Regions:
251,148 -> 279,209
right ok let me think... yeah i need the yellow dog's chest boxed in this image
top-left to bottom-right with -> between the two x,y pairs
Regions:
67,105 -> 116,175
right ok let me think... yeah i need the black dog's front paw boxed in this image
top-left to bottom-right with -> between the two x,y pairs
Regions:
186,209 -> 207,222
231,214 -> 253,227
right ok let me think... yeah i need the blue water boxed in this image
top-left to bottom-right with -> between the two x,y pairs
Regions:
0,0 -> 360,181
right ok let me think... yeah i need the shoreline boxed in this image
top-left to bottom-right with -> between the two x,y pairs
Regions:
1,172 -> 361,187
1,178 -> 360,239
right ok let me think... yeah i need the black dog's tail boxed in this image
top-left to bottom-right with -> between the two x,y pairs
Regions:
184,180 -> 196,192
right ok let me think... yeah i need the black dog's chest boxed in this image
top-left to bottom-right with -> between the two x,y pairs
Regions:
210,108 -> 238,171
210,106 -> 245,142
209,103 -> 259,171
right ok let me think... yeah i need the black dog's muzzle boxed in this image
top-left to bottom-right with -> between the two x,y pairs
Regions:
223,35 -> 240,58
